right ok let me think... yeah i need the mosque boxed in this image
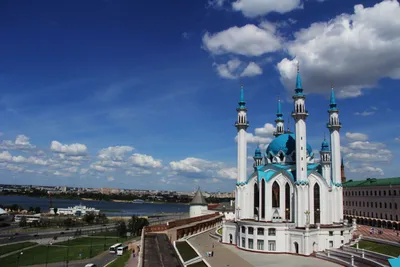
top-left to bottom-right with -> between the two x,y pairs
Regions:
222,67 -> 355,255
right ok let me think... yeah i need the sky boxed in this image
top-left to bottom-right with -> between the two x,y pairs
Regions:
0,0 -> 399,192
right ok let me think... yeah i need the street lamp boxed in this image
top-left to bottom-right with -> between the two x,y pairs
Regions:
17,252 -> 23,267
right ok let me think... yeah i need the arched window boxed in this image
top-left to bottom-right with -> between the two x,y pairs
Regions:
395,203 -> 398,210
242,226 -> 246,233
384,191 -> 386,196
380,203 -> 382,208
254,183 -> 259,218
272,181 -> 280,208
390,203 -> 392,209
314,183 -> 320,224
285,183 -> 290,221
261,179 -> 266,219
385,203 -> 387,209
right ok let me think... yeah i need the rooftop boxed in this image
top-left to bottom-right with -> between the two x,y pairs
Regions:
343,177 -> 400,188
190,188 -> 207,206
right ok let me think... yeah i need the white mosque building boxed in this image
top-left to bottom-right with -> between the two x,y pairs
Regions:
222,67 -> 356,255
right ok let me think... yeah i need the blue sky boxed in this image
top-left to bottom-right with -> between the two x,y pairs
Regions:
0,0 -> 399,192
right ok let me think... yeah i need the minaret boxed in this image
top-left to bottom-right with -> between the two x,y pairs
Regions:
273,97 -> 285,137
291,63 -> 309,227
327,86 -> 343,223
319,136 -> 331,185
341,158 -> 347,183
235,85 -> 249,220
253,146 -> 263,169
291,64 -> 309,181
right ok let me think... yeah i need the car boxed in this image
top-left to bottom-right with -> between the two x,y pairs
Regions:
33,234 -> 39,237
65,228 -> 70,230
14,233 -> 19,235
84,264 -> 97,267
60,232 -> 64,235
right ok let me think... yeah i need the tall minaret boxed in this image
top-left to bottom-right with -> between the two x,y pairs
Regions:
235,85 -> 249,220
273,97 -> 285,137
341,158 -> 347,183
291,63 -> 309,227
319,136 -> 331,185
291,64 -> 309,181
327,87 -> 343,223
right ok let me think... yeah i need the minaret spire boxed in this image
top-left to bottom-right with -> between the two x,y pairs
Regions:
327,85 -> 343,223
273,96 -> 285,137
291,61 -> 309,227
235,84 -> 249,220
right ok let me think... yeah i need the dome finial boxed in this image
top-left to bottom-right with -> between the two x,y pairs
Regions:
286,114 -> 291,133
295,60 -> 303,91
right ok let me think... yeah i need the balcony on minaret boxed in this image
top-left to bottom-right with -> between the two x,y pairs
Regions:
235,120 -> 249,129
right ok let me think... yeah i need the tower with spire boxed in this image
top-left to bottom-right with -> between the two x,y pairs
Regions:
235,85 -> 249,219
253,146 -> 263,169
273,97 -> 285,137
291,63 -> 309,227
341,158 -> 347,183
320,136 -> 331,186
327,87 -> 343,222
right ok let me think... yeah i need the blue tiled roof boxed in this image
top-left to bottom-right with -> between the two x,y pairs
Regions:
321,139 -> 329,152
266,133 -> 313,157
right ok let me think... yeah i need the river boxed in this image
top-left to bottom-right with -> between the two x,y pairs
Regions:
0,195 -> 189,217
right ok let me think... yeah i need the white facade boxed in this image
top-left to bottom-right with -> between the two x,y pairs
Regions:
189,205 -> 209,218
224,71 -> 355,256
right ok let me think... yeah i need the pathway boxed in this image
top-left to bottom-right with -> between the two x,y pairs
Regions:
124,241 -> 141,267
188,229 -> 341,267
356,225 -> 400,243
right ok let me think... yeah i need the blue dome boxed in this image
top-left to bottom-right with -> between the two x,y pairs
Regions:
266,133 -> 313,157
254,147 -> 262,157
321,139 -> 329,152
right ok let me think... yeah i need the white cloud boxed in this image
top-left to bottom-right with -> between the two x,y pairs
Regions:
346,150 -> 392,162
277,0 -> 400,98
170,157 -> 218,173
348,141 -> 385,151
240,62 -> 263,77
208,0 -> 226,8
202,24 -> 281,57
0,134 -> 35,150
214,59 -> 263,79
98,146 -> 134,161
349,165 -> 384,176
395,137 -> 400,143
255,123 -> 275,136
345,132 -> 368,141
235,132 -> 272,145
354,111 -> 374,116
217,167 -> 237,179
51,141 -> 87,156
90,164 -> 114,172
129,153 -> 162,168
232,0 -> 302,17
107,176 -> 115,182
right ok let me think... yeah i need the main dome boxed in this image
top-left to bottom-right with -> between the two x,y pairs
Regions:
266,133 -> 313,157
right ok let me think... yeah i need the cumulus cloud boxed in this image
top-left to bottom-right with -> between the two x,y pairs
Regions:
354,111 -> 374,116
213,59 -> 263,79
98,146 -> 134,161
240,62 -> 263,77
129,153 -> 162,168
217,167 -> 237,179
235,132 -> 272,145
0,134 -> 35,150
107,176 -> 115,182
255,123 -> 275,136
202,24 -> 281,57
232,0 -> 302,17
349,164 -> 384,176
277,0 -> 400,98
51,141 -> 87,156
345,132 -> 368,141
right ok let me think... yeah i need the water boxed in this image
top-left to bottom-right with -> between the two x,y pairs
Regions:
0,195 -> 189,217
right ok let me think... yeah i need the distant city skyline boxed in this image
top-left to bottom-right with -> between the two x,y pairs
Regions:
0,0 -> 399,191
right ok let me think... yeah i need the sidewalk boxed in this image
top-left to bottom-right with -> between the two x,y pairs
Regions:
125,241 -> 140,267
356,225 -> 400,243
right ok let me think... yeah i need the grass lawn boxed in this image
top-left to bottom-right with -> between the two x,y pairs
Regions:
0,242 -> 37,255
90,230 -> 120,237
188,261 -> 208,267
176,241 -> 198,262
217,228 -> 222,235
57,237 -> 126,246
352,240 -> 400,257
2,237 -> 130,267
108,250 -> 132,267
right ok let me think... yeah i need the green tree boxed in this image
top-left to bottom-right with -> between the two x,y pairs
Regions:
116,220 -> 127,237
128,215 -> 149,236
19,216 -> 27,227
63,218 -> 73,228
53,207 -> 58,215
34,207 -> 41,214
28,207 -> 34,213
83,212 -> 96,224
